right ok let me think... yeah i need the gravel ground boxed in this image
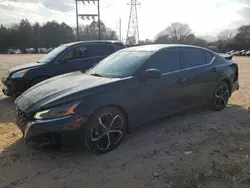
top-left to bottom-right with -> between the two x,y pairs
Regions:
0,54 -> 250,188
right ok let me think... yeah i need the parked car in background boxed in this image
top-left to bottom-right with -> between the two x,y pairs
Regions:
15,44 -> 239,153
38,48 -> 51,54
15,49 -> 22,54
233,51 -> 241,56
2,40 -> 125,97
245,50 -> 250,56
240,49 -> 247,56
25,48 -> 36,54
7,48 -> 22,54
226,50 -> 235,55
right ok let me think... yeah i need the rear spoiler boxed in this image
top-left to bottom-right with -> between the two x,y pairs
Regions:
218,53 -> 233,60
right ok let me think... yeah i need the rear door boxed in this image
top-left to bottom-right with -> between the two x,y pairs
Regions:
179,47 -> 216,106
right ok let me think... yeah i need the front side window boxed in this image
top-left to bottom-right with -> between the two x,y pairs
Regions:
181,48 -> 207,68
62,49 -> 74,60
76,46 -> 87,59
39,44 -> 68,64
88,51 -> 153,78
59,46 -> 87,62
143,48 -> 181,73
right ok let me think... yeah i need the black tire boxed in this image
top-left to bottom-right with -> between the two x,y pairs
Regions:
84,107 -> 127,153
29,77 -> 48,88
211,80 -> 230,111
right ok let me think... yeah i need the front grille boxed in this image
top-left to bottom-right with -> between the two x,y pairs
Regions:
16,107 -> 28,131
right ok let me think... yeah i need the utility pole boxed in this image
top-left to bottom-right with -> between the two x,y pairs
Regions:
119,18 -> 122,41
75,0 -> 79,41
75,0 -> 101,41
126,0 -> 140,45
98,0 -> 101,40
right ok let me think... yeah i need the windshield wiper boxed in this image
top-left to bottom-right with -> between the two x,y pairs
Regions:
90,73 -> 104,77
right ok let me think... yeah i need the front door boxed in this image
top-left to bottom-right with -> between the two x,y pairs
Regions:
131,48 -> 185,122
53,43 -> 116,75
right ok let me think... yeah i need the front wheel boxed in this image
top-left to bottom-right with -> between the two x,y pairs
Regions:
210,81 -> 230,111
84,107 -> 127,153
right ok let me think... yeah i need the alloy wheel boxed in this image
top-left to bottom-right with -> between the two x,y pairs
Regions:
90,113 -> 124,151
215,83 -> 230,109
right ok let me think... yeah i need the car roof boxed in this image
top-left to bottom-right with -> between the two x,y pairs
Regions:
64,40 -> 123,47
121,44 -> 209,52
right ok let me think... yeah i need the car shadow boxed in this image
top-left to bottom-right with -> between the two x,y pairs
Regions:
0,96 -> 16,124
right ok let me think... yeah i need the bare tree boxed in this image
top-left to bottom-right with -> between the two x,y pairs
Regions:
161,22 -> 192,43
217,29 -> 234,42
216,29 -> 235,51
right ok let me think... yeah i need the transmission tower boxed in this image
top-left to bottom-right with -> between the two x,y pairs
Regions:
126,0 -> 140,45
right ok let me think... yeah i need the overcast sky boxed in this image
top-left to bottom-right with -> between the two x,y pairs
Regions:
0,0 -> 250,40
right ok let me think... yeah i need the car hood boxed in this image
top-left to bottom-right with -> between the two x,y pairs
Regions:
7,63 -> 42,77
16,71 -> 120,113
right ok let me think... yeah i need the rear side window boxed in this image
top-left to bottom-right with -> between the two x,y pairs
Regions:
181,48 -> 207,68
87,44 -> 115,57
113,43 -> 125,51
204,51 -> 214,63
144,48 -> 181,73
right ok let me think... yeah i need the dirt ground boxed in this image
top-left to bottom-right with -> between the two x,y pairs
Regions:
1,54 -> 250,188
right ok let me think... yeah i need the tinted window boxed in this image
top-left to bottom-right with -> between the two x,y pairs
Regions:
63,49 -> 74,59
39,44 -> 68,64
76,46 -> 87,58
204,51 -> 214,63
144,49 -> 181,73
60,46 -> 87,62
87,44 -> 115,57
114,43 -> 125,51
181,48 -> 207,68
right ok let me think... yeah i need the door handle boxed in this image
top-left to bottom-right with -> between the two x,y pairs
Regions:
177,78 -> 187,84
210,68 -> 217,72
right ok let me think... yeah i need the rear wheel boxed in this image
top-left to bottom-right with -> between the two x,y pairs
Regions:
211,81 -> 230,111
84,107 -> 127,153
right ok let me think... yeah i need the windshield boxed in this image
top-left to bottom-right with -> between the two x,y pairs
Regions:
38,45 -> 68,64
88,51 -> 153,78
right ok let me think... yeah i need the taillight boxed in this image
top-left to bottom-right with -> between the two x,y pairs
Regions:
233,64 -> 238,82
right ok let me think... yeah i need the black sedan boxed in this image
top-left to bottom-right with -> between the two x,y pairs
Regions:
2,40 -> 125,97
15,44 -> 239,153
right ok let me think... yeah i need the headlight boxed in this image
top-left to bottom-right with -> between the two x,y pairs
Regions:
34,102 -> 79,120
11,70 -> 29,78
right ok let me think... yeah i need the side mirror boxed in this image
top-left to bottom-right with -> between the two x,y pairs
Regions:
139,69 -> 162,81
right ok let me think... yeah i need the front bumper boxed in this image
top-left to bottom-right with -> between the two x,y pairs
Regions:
1,77 -> 28,97
17,112 -> 87,147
